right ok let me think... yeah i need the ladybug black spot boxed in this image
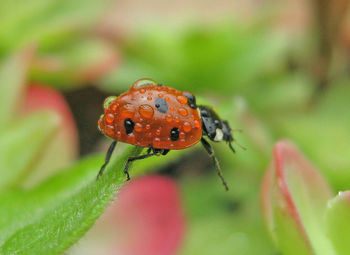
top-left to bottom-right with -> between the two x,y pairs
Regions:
124,118 -> 134,134
184,92 -> 197,109
155,97 -> 168,113
170,127 -> 179,141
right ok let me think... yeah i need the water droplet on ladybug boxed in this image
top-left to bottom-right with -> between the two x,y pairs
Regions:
177,95 -> 188,104
178,107 -> 188,117
105,125 -> 115,136
132,78 -> 157,88
121,104 -> 135,119
194,120 -> 201,129
139,104 -> 154,119
105,113 -> 114,124
166,114 -> 172,122
180,132 -> 185,139
111,103 -> 118,111
103,96 -> 117,109
135,123 -> 143,132
183,122 -> 192,133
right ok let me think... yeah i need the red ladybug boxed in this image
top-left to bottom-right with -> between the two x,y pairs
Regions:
98,79 -> 238,190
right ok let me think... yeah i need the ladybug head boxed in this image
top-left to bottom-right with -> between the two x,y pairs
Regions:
199,105 -> 236,153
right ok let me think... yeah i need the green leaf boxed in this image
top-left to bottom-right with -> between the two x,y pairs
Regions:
0,111 -> 59,190
326,191 -> 350,255
0,49 -> 33,127
0,145 -> 143,255
0,0 -> 110,55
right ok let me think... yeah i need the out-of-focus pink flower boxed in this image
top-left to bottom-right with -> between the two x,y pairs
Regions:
106,175 -> 185,255
23,84 -> 78,145
20,84 -> 78,186
68,175 -> 185,255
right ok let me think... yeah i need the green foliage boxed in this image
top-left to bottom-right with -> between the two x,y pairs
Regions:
30,38 -> 117,88
0,0 -> 110,55
0,112 -> 59,190
326,191 -> 350,255
0,50 -> 32,127
101,21 -> 288,94
0,146 -> 142,255
0,0 -> 115,89
181,165 -> 276,255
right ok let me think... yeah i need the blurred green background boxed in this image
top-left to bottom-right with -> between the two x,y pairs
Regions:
0,0 -> 349,254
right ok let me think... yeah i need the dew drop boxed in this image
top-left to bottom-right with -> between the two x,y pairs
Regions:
105,113 -> 115,124
146,124 -> 151,130
132,79 -> 157,88
103,96 -> 117,109
135,123 -> 143,132
178,107 -> 188,117
111,103 -> 118,111
106,125 -> 115,136
177,95 -> 188,104
153,137 -> 161,146
194,120 -> 201,129
120,103 -> 135,119
166,114 -> 172,122
180,132 -> 186,139
139,104 -> 154,119
183,122 -> 192,133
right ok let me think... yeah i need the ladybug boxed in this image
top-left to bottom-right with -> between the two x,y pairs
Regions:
97,79 -> 238,190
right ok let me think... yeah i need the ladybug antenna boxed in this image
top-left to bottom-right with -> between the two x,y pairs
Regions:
228,141 -> 236,154
234,140 -> 247,151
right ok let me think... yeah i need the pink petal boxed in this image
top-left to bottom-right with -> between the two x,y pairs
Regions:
106,175 -> 185,255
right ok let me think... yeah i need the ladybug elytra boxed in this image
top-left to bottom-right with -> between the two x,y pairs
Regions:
97,79 -> 238,190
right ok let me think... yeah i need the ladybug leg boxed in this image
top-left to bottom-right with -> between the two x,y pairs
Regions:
201,138 -> 229,191
123,150 -> 158,181
162,149 -> 170,155
147,147 -> 152,154
97,141 -> 117,179
151,148 -> 169,156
